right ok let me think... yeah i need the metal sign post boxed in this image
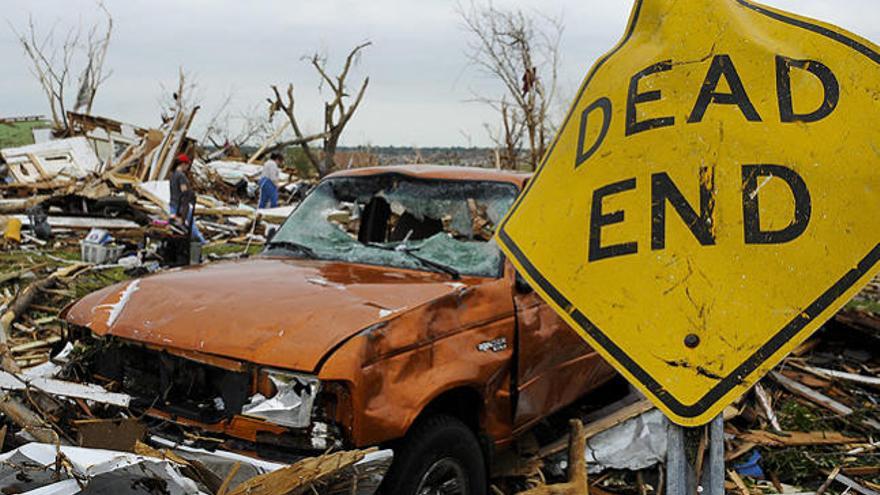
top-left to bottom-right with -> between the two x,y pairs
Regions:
667,415 -> 724,495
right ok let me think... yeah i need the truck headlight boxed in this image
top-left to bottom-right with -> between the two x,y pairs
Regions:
242,370 -> 320,428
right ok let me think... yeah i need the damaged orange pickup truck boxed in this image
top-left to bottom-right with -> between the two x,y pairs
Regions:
62,165 -> 616,495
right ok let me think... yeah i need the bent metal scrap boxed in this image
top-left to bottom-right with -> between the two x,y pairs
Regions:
497,0 -> 880,426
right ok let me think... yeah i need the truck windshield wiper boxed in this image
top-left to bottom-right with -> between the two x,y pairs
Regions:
264,240 -> 317,258
367,241 -> 460,280
404,249 -> 461,280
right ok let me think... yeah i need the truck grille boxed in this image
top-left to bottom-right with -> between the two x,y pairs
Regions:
83,338 -> 250,424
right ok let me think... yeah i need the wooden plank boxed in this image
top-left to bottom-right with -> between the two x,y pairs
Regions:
148,113 -> 180,181
806,366 -> 880,388
843,467 -> 880,477
247,120 -> 291,164
727,470 -> 750,495
10,335 -> 61,354
537,399 -> 655,458
770,371 -> 880,431
0,370 -> 131,406
226,448 -> 371,495
738,429 -> 863,446
836,473 -> 880,495
12,215 -> 140,230
25,153 -> 50,179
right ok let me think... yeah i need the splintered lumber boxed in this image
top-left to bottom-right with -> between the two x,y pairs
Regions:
103,141 -> 147,177
248,120 -> 291,164
817,467 -> 842,495
0,264 -> 87,362
843,467 -> 880,477
148,112 -> 181,181
0,277 -> 56,372
770,371 -> 880,431
13,214 -> 141,230
517,420 -> 588,495
195,207 -> 256,218
834,473 -> 880,495
217,462 -> 242,495
727,470 -> 750,495
725,441 -> 757,462
0,262 -> 49,285
754,382 -> 782,431
227,448 -> 373,495
805,366 -> 880,388
737,430 -> 863,446
0,370 -> 131,406
10,335 -> 61,354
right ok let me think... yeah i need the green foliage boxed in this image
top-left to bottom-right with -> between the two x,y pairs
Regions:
284,147 -> 318,178
777,399 -> 826,431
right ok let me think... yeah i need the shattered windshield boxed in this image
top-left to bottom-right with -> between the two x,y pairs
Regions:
267,174 -> 519,277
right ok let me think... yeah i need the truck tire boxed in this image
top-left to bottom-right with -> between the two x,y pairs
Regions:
380,414 -> 487,495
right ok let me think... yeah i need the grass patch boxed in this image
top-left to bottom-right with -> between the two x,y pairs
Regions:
203,242 -> 264,257
777,399 -> 828,431
845,299 -> 880,315
71,267 -> 132,299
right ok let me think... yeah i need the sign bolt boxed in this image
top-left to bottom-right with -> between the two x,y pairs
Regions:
684,334 -> 700,348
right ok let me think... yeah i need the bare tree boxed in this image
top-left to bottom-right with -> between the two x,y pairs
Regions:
158,67 -> 200,124
483,97 -> 525,169
268,41 -> 371,177
459,2 -> 562,170
10,2 -> 113,130
74,3 -> 113,115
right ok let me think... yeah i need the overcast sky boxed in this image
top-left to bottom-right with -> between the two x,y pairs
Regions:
1,1 -> 877,147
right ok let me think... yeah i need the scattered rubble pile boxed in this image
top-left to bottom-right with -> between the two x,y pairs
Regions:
0,112 -> 362,494
1,111 -> 312,271
486,290 -> 880,495
3,112 -> 880,493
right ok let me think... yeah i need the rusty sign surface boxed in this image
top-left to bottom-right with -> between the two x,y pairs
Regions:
496,0 -> 880,426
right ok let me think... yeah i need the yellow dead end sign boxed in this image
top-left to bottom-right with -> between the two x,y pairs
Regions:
497,0 -> 880,426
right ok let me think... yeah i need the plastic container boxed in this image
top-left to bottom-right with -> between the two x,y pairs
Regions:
84,228 -> 112,245
81,241 -> 124,265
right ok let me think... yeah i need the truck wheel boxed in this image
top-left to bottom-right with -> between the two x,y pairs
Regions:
381,414 -> 487,495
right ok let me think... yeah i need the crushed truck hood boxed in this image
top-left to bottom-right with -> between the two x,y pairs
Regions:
65,257 -> 472,371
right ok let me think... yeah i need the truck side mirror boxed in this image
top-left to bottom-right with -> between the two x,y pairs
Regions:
515,272 -> 533,294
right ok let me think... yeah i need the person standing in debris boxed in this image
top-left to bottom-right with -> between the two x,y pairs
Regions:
169,154 -> 206,244
258,152 -> 283,208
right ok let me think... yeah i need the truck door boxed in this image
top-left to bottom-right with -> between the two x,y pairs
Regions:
512,272 -> 616,431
